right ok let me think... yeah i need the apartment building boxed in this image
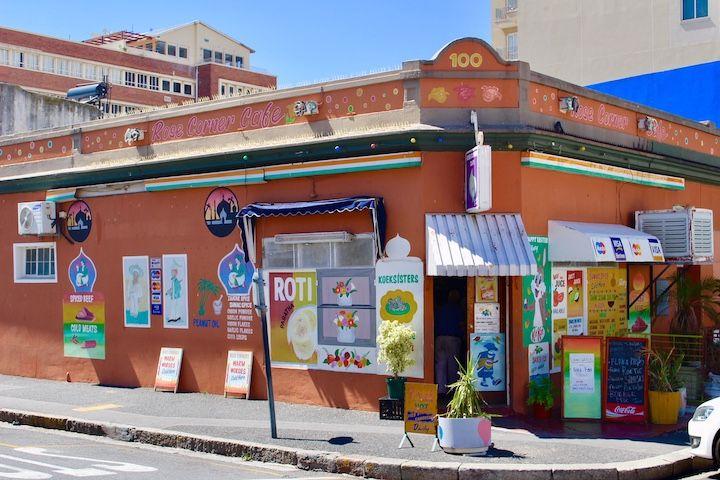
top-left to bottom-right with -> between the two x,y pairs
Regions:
0,21 -> 277,115
490,0 -> 720,124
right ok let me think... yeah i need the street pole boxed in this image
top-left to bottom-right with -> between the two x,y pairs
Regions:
253,269 -> 278,439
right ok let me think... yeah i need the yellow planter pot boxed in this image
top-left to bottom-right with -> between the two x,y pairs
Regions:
649,390 -> 681,425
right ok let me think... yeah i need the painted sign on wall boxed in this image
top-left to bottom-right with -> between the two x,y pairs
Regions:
470,333 -> 505,391
154,347 -> 183,393
587,266 -> 627,336
204,188 -> 238,238
63,292 -> 105,360
66,200 -> 92,243
528,342 -> 550,380
404,382 -> 438,435
224,350 -> 253,398
523,236 -> 551,346
163,254 -> 189,329
475,276 -> 498,302
628,265 -> 651,335
562,336 -> 602,420
123,256 -> 150,328
473,302 -> 500,333
68,248 -> 97,294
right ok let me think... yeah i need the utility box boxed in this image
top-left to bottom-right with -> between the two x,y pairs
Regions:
635,207 -> 713,264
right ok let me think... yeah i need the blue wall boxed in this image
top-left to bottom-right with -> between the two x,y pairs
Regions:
588,61 -> 720,127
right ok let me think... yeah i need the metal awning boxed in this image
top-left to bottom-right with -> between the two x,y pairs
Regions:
548,220 -> 665,263
426,213 -> 537,276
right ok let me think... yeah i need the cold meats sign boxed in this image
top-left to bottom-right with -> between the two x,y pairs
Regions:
604,337 -> 648,423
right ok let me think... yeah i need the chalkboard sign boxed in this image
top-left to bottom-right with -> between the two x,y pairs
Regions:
603,337 -> 648,423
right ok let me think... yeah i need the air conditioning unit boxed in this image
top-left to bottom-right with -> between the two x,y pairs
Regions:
635,207 -> 713,264
17,201 -> 56,236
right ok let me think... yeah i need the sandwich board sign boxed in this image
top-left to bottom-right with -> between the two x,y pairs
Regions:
224,350 -> 253,398
154,347 -> 183,393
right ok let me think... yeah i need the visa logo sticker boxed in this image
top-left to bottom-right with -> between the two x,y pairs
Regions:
610,237 -> 626,261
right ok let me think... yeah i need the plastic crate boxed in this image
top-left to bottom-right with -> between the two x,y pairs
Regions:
379,396 -> 404,420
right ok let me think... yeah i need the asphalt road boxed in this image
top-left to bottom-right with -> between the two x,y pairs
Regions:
0,423 -> 349,480
677,470 -> 720,479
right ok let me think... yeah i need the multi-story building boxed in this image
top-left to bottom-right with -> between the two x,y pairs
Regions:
490,0 -> 720,124
0,21 -> 277,115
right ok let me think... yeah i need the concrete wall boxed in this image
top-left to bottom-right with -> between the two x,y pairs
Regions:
0,83 -> 100,136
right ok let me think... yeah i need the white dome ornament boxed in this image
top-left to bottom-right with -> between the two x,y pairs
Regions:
385,234 -> 411,259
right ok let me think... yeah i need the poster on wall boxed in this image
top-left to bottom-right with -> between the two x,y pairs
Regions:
66,200 -> 92,243
522,236 -> 551,347
528,342 -> 550,380
63,292 -> 105,360
218,245 -> 256,342
562,336 -> 602,420
204,187 -> 239,238
267,271 -> 318,365
376,250 -> 424,379
550,267 -> 567,373
473,303 -> 500,333
587,267 -> 627,337
123,256 -> 150,328
628,265 -> 651,335
162,254 -> 189,329
224,350 -> 253,398
68,248 -> 97,294
604,337 -> 648,423
465,145 -> 492,213
150,257 -> 162,316
404,382 -> 438,435
154,347 -> 183,393
470,333 -> 505,391
551,317 -> 567,373
475,276 -> 498,302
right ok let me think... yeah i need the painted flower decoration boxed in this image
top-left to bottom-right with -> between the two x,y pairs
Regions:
323,348 -> 372,369
332,278 -> 357,297
334,310 -> 359,329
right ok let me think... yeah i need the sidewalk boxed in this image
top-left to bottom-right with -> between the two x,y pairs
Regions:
0,374 -> 711,479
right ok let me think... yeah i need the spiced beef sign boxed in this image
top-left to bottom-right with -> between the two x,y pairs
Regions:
604,337 -> 648,423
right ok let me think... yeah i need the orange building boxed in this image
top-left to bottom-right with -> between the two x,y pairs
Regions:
0,38 -> 717,417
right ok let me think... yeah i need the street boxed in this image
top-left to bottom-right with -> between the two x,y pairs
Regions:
679,471 -> 720,479
0,423 -> 348,480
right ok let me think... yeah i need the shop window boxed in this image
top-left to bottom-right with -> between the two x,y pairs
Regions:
683,0 -> 708,19
262,233 -> 376,269
13,242 -> 57,283
179,47 -> 188,59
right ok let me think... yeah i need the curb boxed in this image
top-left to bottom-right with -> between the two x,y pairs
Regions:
0,408 -> 713,480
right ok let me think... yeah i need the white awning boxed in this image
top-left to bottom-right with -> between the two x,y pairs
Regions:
426,213 -> 537,276
549,220 -> 665,263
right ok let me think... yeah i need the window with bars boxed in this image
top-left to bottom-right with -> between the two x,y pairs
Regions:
150,76 -> 159,91
125,71 -> 136,87
137,74 -> 148,88
14,243 -> 57,283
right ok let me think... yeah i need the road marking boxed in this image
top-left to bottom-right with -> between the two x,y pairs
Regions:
0,454 -> 114,477
15,448 -> 156,473
72,404 -> 121,413
0,443 -> 18,449
0,461 -> 51,479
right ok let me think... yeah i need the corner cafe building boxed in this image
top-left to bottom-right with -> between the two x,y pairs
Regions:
0,37 -> 717,416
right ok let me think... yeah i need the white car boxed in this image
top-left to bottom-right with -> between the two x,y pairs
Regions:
688,396 -> 720,462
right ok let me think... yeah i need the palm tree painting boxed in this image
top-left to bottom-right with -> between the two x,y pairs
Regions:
197,279 -> 221,316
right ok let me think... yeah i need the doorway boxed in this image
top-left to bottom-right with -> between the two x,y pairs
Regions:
433,277 -> 468,396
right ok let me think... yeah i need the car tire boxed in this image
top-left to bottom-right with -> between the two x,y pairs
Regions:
713,434 -> 720,467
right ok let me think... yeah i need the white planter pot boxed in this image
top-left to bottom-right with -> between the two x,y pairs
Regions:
437,416 -> 492,455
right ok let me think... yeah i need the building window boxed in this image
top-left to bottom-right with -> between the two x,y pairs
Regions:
13,243 -> 57,283
183,84 -> 192,96
137,74 -> 148,88
26,53 -> 38,70
203,49 -> 212,62
110,68 -> 121,84
125,71 -> 136,87
58,59 -> 69,75
161,79 -> 171,91
262,234 -> 376,269
0,48 -> 8,65
13,51 -> 24,68
224,53 -> 233,67
155,41 -> 166,55
70,61 -> 82,77
179,47 -> 188,59
235,56 -> 244,68
41,56 -> 53,73
506,0 -> 518,12
214,51 -> 223,64
149,76 -> 159,91
683,0 -> 708,19
145,43 -> 153,51
173,81 -> 181,93
506,32 -> 518,60
167,44 -> 177,56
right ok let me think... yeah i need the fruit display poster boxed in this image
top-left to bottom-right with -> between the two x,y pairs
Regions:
587,266 -> 628,337
63,293 -> 106,360
375,257 -> 424,378
562,336 -> 602,420
267,271 -> 318,365
550,268 -> 567,373
475,276 -> 498,302
567,270 -> 584,318
522,236 -> 551,347
628,265 -> 651,335
404,382 -> 438,435
470,333 -> 505,391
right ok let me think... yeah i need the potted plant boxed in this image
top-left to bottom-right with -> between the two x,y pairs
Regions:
437,354 -> 492,454
657,270 -> 720,333
647,347 -> 685,424
377,320 -> 415,399
527,376 -> 554,419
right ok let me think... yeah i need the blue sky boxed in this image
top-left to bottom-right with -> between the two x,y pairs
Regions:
1,0 -> 490,87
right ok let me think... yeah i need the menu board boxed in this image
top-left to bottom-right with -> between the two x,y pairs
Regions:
604,338 -> 648,423
562,336 -> 602,419
224,351 -> 253,398
404,382 -> 437,435
154,347 -> 183,393
587,267 -> 627,337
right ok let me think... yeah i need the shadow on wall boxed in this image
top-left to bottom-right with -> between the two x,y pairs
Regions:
308,369 -> 387,411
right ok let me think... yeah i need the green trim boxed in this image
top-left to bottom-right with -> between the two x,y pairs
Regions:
264,160 -> 421,180
146,176 -> 265,191
521,158 -> 685,190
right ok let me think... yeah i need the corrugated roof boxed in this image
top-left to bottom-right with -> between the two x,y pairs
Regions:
426,213 -> 537,276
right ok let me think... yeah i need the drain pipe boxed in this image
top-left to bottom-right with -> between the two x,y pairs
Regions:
505,276 -> 511,407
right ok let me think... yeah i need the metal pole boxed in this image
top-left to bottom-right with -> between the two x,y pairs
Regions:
253,269 -> 277,439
